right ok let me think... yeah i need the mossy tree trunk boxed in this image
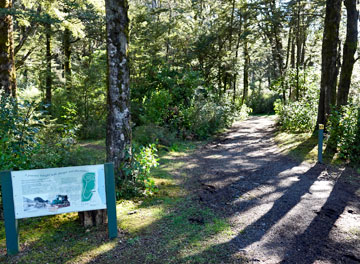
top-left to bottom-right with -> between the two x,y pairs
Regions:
78,0 -> 131,228
105,0 -> 131,180
0,0 -> 16,97
317,0 -> 342,128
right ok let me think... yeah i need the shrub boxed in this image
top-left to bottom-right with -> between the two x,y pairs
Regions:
274,98 -> 318,132
248,92 -> 278,114
0,95 -> 41,171
133,124 -> 176,146
140,89 -> 173,125
327,105 -> 360,163
117,144 -> 159,199
174,94 -> 237,139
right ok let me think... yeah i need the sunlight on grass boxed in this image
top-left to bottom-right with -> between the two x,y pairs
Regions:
0,213 -> 78,250
275,131 -> 318,163
67,241 -> 117,264
117,200 -> 166,234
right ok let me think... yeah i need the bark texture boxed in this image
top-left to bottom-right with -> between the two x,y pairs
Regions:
0,0 -> 16,97
105,0 -> 131,177
337,0 -> 358,107
242,32 -> 249,105
64,28 -> 72,92
317,0 -> 342,127
45,23 -> 52,107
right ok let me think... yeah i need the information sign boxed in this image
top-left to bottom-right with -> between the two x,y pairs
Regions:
11,165 -> 107,219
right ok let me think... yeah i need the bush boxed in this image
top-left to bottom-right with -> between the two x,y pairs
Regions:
274,77 -> 319,132
248,92 -> 278,114
274,98 -> 317,132
0,95 -> 41,171
133,124 -> 176,146
117,144 -> 159,199
327,105 -> 360,163
140,90 -> 173,125
173,93 -> 237,139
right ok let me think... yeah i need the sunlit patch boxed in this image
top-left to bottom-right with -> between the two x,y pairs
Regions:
306,180 -> 334,199
204,154 -> 226,159
116,201 -> 166,234
67,241 -> 117,264
185,163 -> 199,169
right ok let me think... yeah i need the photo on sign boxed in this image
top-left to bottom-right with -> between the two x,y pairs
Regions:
23,194 -> 71,213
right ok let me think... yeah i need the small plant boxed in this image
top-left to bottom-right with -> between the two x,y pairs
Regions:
118,144 -> 159,198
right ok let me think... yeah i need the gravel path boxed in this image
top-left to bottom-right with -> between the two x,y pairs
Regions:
182,116 -> 360,263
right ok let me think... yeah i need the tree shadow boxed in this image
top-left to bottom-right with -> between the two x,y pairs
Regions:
280,167 -> 360,263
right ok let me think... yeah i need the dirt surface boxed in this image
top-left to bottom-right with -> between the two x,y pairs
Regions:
180,116 -> 360,263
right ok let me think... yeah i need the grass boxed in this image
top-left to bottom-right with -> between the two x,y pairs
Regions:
0,139 -> 233,264
275,129 -> 345,165
275,131 -> 318,163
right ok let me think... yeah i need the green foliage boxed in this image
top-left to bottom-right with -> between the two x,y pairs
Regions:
140,90 -> 173,125
30,122 -> 76,168
327,105 -> 360,163
274,69 -> 320,132
0,94 -> 79,171
118,144 -> 159,199
248,91 -> 278,114
172,94 -> 237,139
133,124 -> 176,146
0,95 -> 41,171
132,66 -> 242,140
274,99 -> 318,132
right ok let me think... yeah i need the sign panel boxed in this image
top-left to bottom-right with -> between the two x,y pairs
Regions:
11,165 -> 107,219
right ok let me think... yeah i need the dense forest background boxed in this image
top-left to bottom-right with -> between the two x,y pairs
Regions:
1,0 -> 360,206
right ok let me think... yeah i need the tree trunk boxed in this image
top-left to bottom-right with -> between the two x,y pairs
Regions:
327,0 -> 358,151
45,23 -> 52,108
105,0 -> 131,185
64,28 -> 72,92
0,0 -> 16,97
242,30 -> 249,105
337,0 -> 358,107
317,0 -> 342,128
233,28 -> 242,102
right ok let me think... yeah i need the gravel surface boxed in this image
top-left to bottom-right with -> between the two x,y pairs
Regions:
182,116 -> 360,263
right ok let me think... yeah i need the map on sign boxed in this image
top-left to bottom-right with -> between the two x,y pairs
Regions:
82,172 -> 95,202
11,165 -> 107,219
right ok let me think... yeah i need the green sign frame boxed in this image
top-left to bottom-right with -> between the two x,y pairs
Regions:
0,163 -> 117,255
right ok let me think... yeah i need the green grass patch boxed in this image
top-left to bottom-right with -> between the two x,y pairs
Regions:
275,130 -> 344,165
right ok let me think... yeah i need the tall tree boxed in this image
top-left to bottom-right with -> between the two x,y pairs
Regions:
337,0 -> 358,107
0,0 -> 16,97
105,0 -> 131,178
64,27 -> 72,92
45,23 -> 52,107
317,0 -> 342,127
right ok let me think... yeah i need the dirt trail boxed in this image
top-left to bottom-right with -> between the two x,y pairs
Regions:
182,116 -> 360,263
